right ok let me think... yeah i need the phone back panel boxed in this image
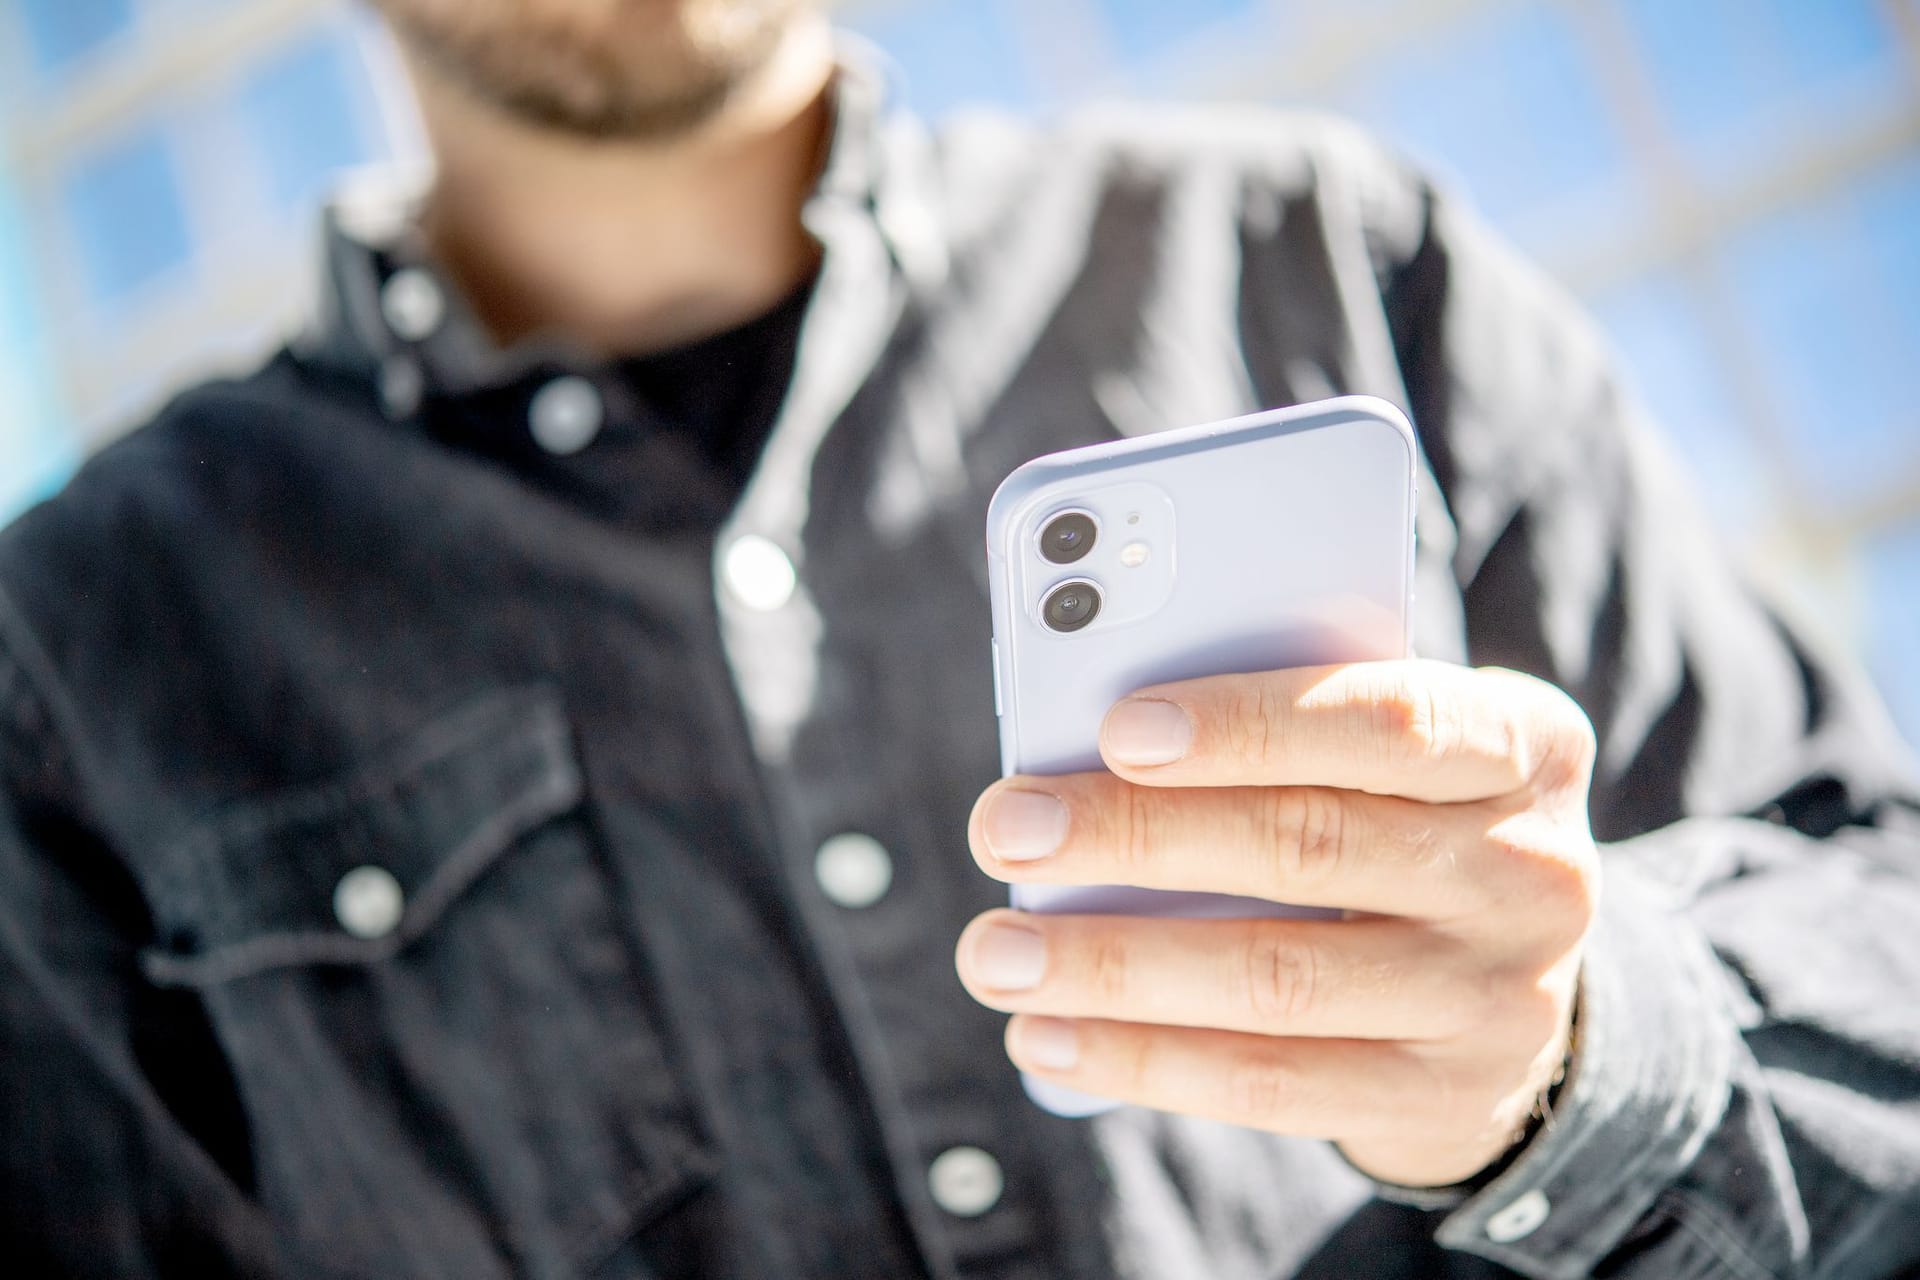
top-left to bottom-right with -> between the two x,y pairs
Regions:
986,397 -> 1416,1113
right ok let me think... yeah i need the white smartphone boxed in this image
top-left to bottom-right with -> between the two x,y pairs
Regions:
985,395 -> 1418,1116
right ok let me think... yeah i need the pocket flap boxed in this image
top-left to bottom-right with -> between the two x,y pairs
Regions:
143,686 -> 583,986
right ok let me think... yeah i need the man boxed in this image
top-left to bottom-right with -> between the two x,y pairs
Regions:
2,0 -> 1916,1275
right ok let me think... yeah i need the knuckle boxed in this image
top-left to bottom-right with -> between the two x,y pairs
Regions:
1267,787 -> 1348,886
1108,1025 -> 1159,1095
1220,686 -> 1278,767
1405,1049 -> 1465,1131
1243,931 -> 1323,1026
1114,783 -> 1160,875
1505,674 -> 1599,797
1370,676 -> 1443,769
1224,1055 -> 1293,1124
1484,821 -> 1600,937
1561,843 -> 1603,923
1544,708 -> 1599,794
1475,965 -> 1562,1045
1534,840 -> 1602,935
1083,929 -> 1137,1004
1514,982 -> 1569,1049
1528,699 -> 1598,796
1463,960 -> 1513,1037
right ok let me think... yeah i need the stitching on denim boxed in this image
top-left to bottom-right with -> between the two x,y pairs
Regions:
565,1148 -> 721,1272
1815,1195 -> 1920,1280
148,684 -> 570,954
160,685 -> 565,861
140,756 -> 581,987
1660,1187 -> 1786,1280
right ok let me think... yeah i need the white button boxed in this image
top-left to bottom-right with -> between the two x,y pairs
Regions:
1485,1188 -> 1551,1243
380,267 -> 446,342
722,534 -> 797,611
928,1146 -> 1003,1218
333,865 -> 405,940
379,357 -> 423,417
528,376 -> 604,455
814,833 -> 893,908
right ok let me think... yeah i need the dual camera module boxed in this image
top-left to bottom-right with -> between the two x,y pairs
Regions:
1039,511 -> 1101,633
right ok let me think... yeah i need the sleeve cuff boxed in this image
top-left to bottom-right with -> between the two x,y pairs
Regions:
1409,856 -> 1739,1277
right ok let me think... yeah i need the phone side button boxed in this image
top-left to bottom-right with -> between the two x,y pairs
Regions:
990,639 -> 1004,718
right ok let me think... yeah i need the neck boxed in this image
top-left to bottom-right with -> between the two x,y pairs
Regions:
404,16 -> 834,356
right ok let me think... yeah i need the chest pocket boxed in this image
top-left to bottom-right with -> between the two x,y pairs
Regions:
140,687 -> 713,1280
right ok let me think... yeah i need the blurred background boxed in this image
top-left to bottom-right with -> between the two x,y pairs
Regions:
0,0 -> 1916,742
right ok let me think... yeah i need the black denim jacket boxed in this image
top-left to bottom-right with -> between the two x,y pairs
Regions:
4,46 -> 1919,1280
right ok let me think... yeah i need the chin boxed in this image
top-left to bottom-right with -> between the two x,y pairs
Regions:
379,0 -> 808,138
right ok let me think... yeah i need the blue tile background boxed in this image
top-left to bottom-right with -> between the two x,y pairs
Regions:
1336,4 -> 1633,236
236,29 -> 387,216
1718,153 -> 1920,505
1095,0 -> 1262,66
1620,0 -> 1906,186
1585,273 -> 1769,533
0,170 -> 77,521
844,0 -> 1035,115
17,0 -> 134,74
1867,526 -> 1920,750
60,125 -> 197,304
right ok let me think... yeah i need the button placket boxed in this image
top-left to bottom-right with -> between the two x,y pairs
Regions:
528,376 -> 605,455
333,865 -> 405,940
813,832 -> 893,908
721,535 -> 797,612
378,357 -> 424,418
927,1146 -> 1003,1218
379,268 -> 447,342
1484,1188 -> 1551,1243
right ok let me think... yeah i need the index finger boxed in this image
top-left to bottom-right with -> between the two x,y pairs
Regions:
1098,659 -> 1595,804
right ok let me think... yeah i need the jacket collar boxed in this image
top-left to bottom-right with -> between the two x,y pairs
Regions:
292,35 -> 944,418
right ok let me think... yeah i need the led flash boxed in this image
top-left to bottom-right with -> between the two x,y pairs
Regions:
1119,541 -> 1150,568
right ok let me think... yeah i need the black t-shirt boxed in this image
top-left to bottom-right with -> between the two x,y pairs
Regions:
612,276 -> 814,492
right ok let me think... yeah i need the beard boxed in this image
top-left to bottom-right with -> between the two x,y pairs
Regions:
371,0 -> 811,140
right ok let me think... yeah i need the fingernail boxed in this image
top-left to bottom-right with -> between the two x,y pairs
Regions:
983,789 -> 1068,861
1016,1017 -> 1080,1071
1104,698 -> 1193,766
972,922 -> 1047,991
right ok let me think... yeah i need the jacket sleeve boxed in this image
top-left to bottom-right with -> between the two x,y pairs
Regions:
1357,135 -> 1920,1279
0,598 -> 282,1277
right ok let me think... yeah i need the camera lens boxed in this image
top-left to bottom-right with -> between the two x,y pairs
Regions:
1040,512 -> 1097,565
1042,580 -> 1102,633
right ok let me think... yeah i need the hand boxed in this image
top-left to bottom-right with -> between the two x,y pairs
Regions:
956,659 -> 1599,1187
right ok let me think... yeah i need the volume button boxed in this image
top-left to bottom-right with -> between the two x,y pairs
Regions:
990,639 -> 1004,717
